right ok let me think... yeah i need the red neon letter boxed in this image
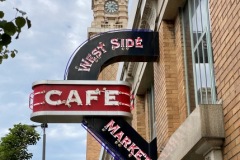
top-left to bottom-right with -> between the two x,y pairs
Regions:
113,131 -> 124,142
135,37 -> 143,48
120,136 -> 132,148
97,42 -> 107,53
127,143 -> 139,156
104,119 -> 120,135
126,39 -> 134,48
111,38 -> 120,50
78,59 -> 92,72
134,149 -> 146,160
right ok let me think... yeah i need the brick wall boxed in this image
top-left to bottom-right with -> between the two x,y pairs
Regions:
131,95 -> 147,140
144,93 -> 151,142
154,23 -> 170,154
209,0 -> 240,159
154,15 -> 188,155
162,21 -> 180,136
97,63 -> 119,81
86,135 -> 101,160
175,15 -> 188,123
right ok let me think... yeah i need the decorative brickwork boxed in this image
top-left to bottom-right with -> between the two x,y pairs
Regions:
209,0 -> 240,159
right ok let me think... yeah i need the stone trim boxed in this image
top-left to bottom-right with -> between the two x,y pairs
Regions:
159,104 -> 224,160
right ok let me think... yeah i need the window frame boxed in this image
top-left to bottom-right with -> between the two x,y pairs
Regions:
181,0 -> 217,113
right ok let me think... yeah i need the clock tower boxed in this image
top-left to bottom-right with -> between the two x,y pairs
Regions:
86,1 -> 128,160
88,0 -> 128,38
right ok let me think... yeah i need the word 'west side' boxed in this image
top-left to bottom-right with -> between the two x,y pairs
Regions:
78,37 -> 143,72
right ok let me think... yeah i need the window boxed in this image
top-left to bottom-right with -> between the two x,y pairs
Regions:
147,84 -> 156,140
182,0 -> 216,113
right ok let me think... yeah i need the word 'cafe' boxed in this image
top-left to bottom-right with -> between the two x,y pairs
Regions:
44,88 -> 128,107
30,80 -> 132,123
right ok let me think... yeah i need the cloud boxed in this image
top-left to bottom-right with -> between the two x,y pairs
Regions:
0,128 -> 9,137
50,153 -> 86,159
47,124 -> 87,140
0,1 -> 94,160
30,124 -> 87,160
17,54 -> 44,70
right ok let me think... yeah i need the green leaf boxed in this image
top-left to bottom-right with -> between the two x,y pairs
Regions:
0,123 -> 40,160
0,33 -> 11,45
3,54 -> 8,59
3,22 -> 17,36
26,17 -> 31,29
15,31 -> 20,39
15,8 -> 27,16
14,49 -> 18,54
0,20 -> 7,28
15,17 -> 26,28
10,51 -> 15,58
0,11 -> 4,18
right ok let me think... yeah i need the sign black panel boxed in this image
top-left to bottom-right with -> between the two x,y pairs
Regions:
83,117 -> 157,160
66,30 -> 159,80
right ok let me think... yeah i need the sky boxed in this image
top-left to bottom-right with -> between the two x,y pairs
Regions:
0,1 -> 93,159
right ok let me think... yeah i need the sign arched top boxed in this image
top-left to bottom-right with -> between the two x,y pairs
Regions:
65,30 -> 159,80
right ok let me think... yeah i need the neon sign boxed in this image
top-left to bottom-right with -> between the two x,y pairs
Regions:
30,30 -> 159,159
83,117 -> 157,160
30,80 -> 132,123
65,30 -> 159,80
103,119 -> 152,159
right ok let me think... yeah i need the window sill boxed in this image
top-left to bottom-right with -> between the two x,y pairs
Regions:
158,104 -> 224,160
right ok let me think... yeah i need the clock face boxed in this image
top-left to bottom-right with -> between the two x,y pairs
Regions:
105,1 -> 119,13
